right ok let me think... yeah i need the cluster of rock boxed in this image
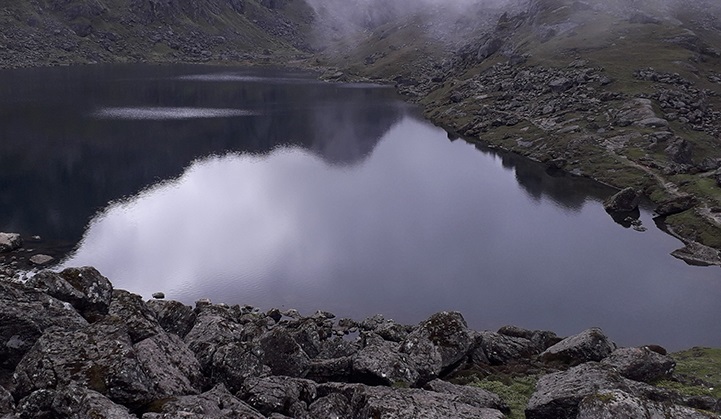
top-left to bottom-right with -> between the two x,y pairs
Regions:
1,267 -> 719,418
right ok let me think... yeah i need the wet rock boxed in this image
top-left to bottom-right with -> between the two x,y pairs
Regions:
239,376 -> 317,417
146,299 -> 197,338
576,389 -> 712,419
143,384 -> 264,418
109,289 -> 164,343
655,195 -> 697,216
0,233 -> 21,253
152,292 -> 165,299
424,379 -> 509,412
28,254 -> 54,266
0,280 -> 87,372
603,188 -> 641,213
471,331 -> 537,365
601,347 -> 676,383
540,328 -> 616,365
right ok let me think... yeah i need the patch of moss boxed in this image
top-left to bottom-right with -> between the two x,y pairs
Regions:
657,348 -> 721,402
665,211 -> 721,249
470,375 -> 539,419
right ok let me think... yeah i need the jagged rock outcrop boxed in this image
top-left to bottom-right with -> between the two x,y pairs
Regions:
0,270 -> 716,417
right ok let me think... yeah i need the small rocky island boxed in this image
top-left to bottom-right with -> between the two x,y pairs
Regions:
1,266 -> 719,418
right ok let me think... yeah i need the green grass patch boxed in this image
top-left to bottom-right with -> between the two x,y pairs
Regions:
657,347 -> 721,399
470,375 -> 539,419
665,211 -> 721,248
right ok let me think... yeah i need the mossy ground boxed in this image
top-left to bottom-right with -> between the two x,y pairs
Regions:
658,347 -> 721,399
469,375 -> 539,419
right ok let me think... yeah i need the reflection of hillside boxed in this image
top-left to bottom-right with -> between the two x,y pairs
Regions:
475,144 -> 615,211
0,65 -> 406,242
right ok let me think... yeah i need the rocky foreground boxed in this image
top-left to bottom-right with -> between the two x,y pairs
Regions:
0,267 -> 719,418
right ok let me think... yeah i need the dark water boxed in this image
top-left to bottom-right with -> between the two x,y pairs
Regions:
1,64 -> 719,350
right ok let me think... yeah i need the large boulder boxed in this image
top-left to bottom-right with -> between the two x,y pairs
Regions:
352,333 -> 421,386
540,328 -> 616,365
27,267 -> 114,321
239,376 -> 318,417
603,188 -> 641,213
315,383 -> 506,419
12,316 -> 202,408
50,385 -> 136,418
576,389 -> 714,419
601,347 -> 675,383
259,328 -> 311,378
654,195 -> 697,217
142,384 -> 264,418
666,138 -> 694,165
109,289 -> 165,343
470,331 -> 538,365
0,233 -> 21,253
0,280 -> 88,372
405,311 -> 473,371
526,363 -> 632,419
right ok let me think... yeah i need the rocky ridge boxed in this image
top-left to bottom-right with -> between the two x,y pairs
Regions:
0,267 -> 719,418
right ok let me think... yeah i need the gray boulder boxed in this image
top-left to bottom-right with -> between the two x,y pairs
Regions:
12,316 -> 201,408
0,233 -> 21,253
148,298 -> 196,338
308,356 -> 353,382
471,331 -> 537,365
0,280 -> 88,371
477,38 -> 503,61
259,328 -> 311,378
577,389 -> 715,419
15,388 -> 55,418
541,328 -> 616,365
655,195 -> 697,216
51,385 -> 136,418
424,379 -> 509,412
603,188 -> 641,213
497,325 -> 562,353
526,363 -> 632,419
109,289 -> 165,343
352,333 -> 421,386
666,138 -> 694,165
337,383 -> 506,419
29,267 -> 114,321
205,341 -> 270,393
307,392 -> 352,419
142,384 -> 264,418
405,311 -> 473,371
239,376 -> 317,417
28,254 -> 54,266
184,305 -> 246,371
601,347 -> 675,383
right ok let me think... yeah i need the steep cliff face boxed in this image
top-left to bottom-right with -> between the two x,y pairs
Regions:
0,0 -> 314,68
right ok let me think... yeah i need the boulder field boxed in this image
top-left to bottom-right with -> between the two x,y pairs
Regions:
0,267 -> 719,418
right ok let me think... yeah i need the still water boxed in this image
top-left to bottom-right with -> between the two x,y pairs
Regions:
0,64 -> 719,350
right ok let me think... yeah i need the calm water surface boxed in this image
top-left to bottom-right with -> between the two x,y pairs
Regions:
0,64 -> 719,350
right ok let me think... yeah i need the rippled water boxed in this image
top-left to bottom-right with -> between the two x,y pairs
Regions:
1,64 -> 719,350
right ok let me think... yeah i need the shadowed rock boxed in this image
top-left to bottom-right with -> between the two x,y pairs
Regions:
601,346 -> 676,383
603,188 -> 641,214
143,384 -> 264,418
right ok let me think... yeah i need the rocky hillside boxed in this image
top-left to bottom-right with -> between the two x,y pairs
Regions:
0,268 -> 719,417
0,0 -> 314,67
318,0 -> 721,263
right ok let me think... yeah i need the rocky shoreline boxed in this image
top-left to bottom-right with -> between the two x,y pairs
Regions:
0,266 -> 719,418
